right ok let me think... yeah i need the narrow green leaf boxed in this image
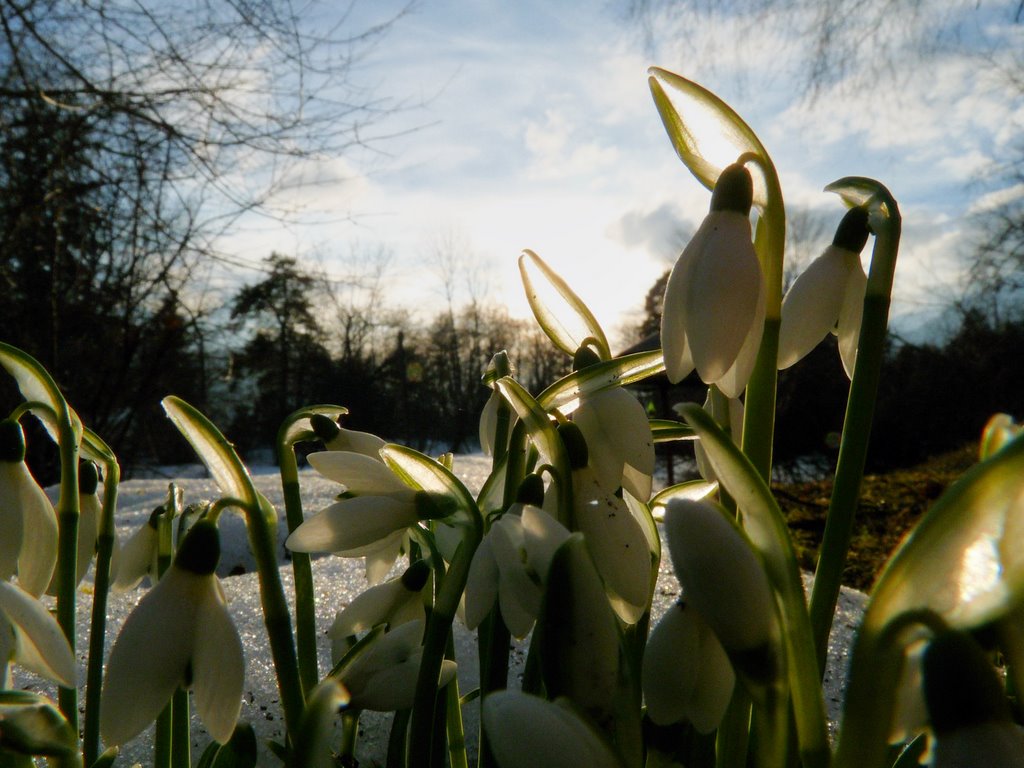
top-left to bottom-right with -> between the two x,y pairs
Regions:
649,479 -> 718,519
161,396 -> 259,510
0,342 -> 65,417
678,402 -> 830,767
647,67 -> 772,209
536,350 -> 665,416
495,377 -> 563,468
89,747 -> 120,768
196,722 -> 258,768
649,418 -> 697,443
519,249 -> 610,360
825,176 -> 900,246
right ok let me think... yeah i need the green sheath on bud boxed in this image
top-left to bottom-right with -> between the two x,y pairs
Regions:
0,419 -> 26,463
147,507 -> 164,529
923,629 -> 1010,736
400,559 -> 431,592
557,422 -> 589,470
174,519 -> 221,575
710,163 -> 753,215
832,206 -> 871,253
515,473 -> 545,507
414,491 -> 456,521
79,461 -> 100,495
310,414 -> 342,443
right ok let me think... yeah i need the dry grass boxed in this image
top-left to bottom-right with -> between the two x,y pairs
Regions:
776,445 -> 978,592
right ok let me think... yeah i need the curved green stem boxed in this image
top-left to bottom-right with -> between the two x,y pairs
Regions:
276,437 -> 319,697
809,190 -> 902,673
83,451 -> 120,766
54,402 -> 81,733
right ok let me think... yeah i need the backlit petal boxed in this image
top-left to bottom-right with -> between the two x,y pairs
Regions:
521,505 -> 570,580
465,535 -> 499,631
575,388 -> 654,501
715,279 -> 765,398
325,428 -> 386,460
101,567 -> 200,745
307,451 -> 408,495
837,258 -> 867,378
3,462 -> 57,597
112,522 -> 158,592
0,580 -> 75,687
363,530 -> 407,584
778,246 -> 856,369
686,609 -> 736,733
685,211 -> 761,384
0,464 -> 23,581
192,582 -> 244,743
660,234 -> 700,384
642,602 -> 700,725
286,496 -> 418,554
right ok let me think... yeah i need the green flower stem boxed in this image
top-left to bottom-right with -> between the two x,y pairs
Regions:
715,686 -> 750,768
154,499 -> 175,768
409,535 -> 481,768
809,195 -> 901,673
155,699 -> 173,768
476,609 -> 511,768
277,439 -> 319,698
244,495 -> 304,744
171,687 -> 190,768
83,454 -> 120,767
54,403 -> 81,731
445,633 -> 469,768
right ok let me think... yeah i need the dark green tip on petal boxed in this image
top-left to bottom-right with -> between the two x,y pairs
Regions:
0,419 -> 26,463
923,629 -> 1011,736
557,422 -> 589,470
147,506 -> 164,529
174,519 -> 221,575
79,461 -> 100,495
310,414 -> 342,443
832,207 -> 871,253
515,473 -> 546,507
400,559 -> 431,592
572,345 -> 602,372
710,163 -> 753,215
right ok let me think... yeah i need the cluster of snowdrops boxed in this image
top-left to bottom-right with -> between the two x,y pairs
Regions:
4,68 -> 1024,768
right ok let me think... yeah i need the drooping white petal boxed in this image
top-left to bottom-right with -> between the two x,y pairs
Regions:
686,609 -> 736,733
490,517 -> 542,638
836,258 -> 867,378
324,428 -> 386,460
339,621 -> 429,711
778,246 -> 856,369
465,535 -> 499,631
0,464 -> 23,581
101,568 -> 200,746
330,577 -> 423,643
521,505 -> 570,581
1,462 -> 58,597
479,389 -> 501,456
307,451 -> 409,495
0,580 -> 76,687
483,691 -> 624,768
642,602 -> 700,725
286,496 -> 419,554
74,491 -> 102,586
192,582 -> 245,744
664,499 -> 776,653
573,468 -> 652,614
715,278 -> 766,398
931,722 -> 1024,768
660,234 -> 700,384
685,211 -> 761,384
112,522 -> 158,592
363,530 -> 407,584
574,388 -> 654,501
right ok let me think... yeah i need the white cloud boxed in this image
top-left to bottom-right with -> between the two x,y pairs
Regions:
522,108 -> 619,180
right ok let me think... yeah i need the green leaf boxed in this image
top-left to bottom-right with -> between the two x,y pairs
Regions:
648,479 -> 718,520
825,176 -> 900,242
196,722 -> 259,768
519,249 -> 610,360
278,404 -> 349,446
677,402 -> 830,766
161,396 -> 259,510
866,429 -> 1024,633
291,681 -> 350,768
495,377 -> 564,469
536,350 -> 665,416
0,342 -> 66,418
0,690 -> 77,757
89,747 -> 121,768
647,67 -> 774,210
649,418 -> 697,443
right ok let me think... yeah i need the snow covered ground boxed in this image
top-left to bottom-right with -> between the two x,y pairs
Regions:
24,455 -> 866,766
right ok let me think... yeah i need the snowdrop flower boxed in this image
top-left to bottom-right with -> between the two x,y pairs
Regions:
336,620 -> 456,712
286,451 -> 453,556
45,461 -> 118,592
923,630 -> 1024,767
112,507 -> 162,591
0,419 -> 58,597
0,579 -> 76,688
664,499 -> 780,683
661,163 -> 765,397
482,691 -> 624,768
310,414 -> 386,459
778,206 -> 871,377
465,504 -> 571,638
101,520 -> 243,746
571,355 -> 654,501
642,600 -> 735,732
328,560 -> 430,664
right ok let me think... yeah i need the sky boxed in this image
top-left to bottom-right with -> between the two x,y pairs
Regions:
217,0 -> 1024,350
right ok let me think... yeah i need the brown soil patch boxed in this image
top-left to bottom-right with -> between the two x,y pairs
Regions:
776,445 -> 979,592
